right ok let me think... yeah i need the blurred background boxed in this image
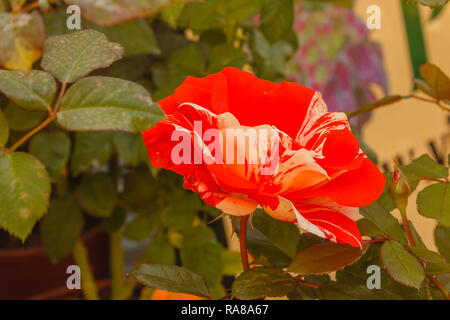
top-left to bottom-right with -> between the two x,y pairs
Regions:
0,0 -> 449,300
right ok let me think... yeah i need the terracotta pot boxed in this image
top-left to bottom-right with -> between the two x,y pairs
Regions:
0,226 -> 110,300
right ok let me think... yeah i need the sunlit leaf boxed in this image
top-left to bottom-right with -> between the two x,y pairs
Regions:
435,225 -> 450,261
380,240 -> 425,289
58,76 -> 163,133
359,202 -> 408,244
0,12 -> 45,71
41,30 -> 124,84
0,152 -> 50,240
0,70 -> 56,111
406,245 -> 445,263
417,63 -> 450,100
426,262 -> 450,275
417,182 -> 450,227
407,0 -> 449,8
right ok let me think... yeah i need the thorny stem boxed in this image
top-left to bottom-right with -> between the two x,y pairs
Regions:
399,207 -> 449,300
399,207 -> 416,247
240,215 -> 250,271
294,276 -> 320,289
296,280 -> 320,289
3,83 -> 67,155
346,94 -> 450,119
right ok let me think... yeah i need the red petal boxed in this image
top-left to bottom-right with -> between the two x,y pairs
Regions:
294,158 -> 386,207
300,207 -> 363,248
158,67 -> 319,139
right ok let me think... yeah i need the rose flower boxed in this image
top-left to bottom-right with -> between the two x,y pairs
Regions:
142,67 -> 385,248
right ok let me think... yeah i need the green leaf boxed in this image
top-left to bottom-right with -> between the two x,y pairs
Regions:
123,214 -> 156,241
232,267 -> 297,299
70,131 -> 114,176
401,154 -> 449,181
103,206 -> 126,233
0,109 -> 8,147
319,282 -> 384,300
408,0 -> 449,8
178,0 -> 219,32
132,263 -> 210,298
121,167 -> 162,214
75,172 -> 117,218
435,225 -> 450,261
207,44 -> 247,73
406,245 -> 445,263
288,242 -> 363,275
0,12 -> 45,71
65,0 -> 170,27
147,237 -> 176,265
356,219 -> 384,238
380,240 -> 425,289
40,197 -> 84,262
57,76 -> 163,133
41,30 -> 124,84
0,152 -> 50,240
359,202 -> 408,244
0,70 -> 56,111
162,193 -> 201,229
221,0 -> 263,22
417,63 -> 450,100
251,210 -> 300,258
160,3 -> 185,29
409,221 -> 428,249
430,6 -> 445,20
336,243 -> 428,300
168,44 -> 206,76
91,19 -> 160,57
180,226 -> 223,290
417,182 -> 450,226
3,102 -> 46,131
260,0 -> 294,43
237,210 -> 300,267
221,249 -> 242,276
29,131 -> 71,182
426,262 -> 450,275
112,132 -> 144,167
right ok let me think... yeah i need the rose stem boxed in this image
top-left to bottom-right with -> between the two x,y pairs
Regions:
239,215 -> 250,271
